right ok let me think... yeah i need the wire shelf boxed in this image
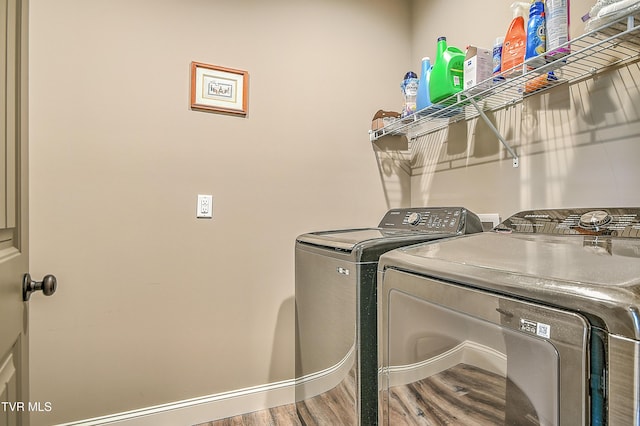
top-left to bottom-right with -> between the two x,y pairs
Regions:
370,11 -> 640,144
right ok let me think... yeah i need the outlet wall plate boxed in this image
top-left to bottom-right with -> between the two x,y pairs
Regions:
477,213 -> 500,231
197,194 -> 213,219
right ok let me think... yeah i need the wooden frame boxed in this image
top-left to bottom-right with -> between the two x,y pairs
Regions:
190,62 -> 248,116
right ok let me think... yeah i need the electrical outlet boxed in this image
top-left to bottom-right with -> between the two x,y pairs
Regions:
197,194 -> 213,219
477,213 -> 501,231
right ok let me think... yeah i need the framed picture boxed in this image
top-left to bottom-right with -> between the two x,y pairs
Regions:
190,62 -> 248,116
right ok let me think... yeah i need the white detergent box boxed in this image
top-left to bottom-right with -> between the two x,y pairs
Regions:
464,46 -> 493,94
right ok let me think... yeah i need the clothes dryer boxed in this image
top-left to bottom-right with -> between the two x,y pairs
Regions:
378,207 -> 640,425
295,207 -> 483,425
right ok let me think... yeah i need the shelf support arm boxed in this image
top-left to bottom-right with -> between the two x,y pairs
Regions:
468,97 -> 519,168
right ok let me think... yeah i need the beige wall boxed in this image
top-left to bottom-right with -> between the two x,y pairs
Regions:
408,0 -> 640,217
27,0 -> 640,424
28,0 -> 410,424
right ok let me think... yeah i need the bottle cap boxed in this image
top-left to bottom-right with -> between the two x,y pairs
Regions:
437,36 -> 446,42
403,71 -> 418,79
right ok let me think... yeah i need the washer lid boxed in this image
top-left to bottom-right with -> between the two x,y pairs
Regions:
297,228 -> 427,252
380,231 -> 640,338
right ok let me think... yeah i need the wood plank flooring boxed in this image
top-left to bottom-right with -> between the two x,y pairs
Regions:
197,363 -> 540,425
295,366 -> 356,425
386,363 -> 539,425
195,403 -> 301,426
196,368 -> 355,426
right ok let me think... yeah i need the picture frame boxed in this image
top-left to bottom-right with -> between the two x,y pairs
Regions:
190,62 -> 248,116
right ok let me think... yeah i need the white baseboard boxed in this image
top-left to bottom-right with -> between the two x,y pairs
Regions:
55,347 -> 356,425
55,379 -> 296,426
294,345 -> 355,402
386,340 -> 506,387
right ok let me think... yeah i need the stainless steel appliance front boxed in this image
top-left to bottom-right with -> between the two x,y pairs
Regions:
295,207 -> 483,425
378,207 -> 640,425
380,269 -> 589,425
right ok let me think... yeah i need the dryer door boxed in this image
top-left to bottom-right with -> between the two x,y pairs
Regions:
380,269 -> 590,426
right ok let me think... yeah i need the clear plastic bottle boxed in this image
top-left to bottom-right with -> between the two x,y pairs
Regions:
400,71 -> 419,118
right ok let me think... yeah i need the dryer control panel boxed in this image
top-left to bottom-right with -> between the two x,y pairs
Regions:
497,208 -> 640,238
378,207 -> 483,234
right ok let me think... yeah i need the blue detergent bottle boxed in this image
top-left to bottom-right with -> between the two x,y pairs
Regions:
493,37 -> 506,83
416,57 -> 432,113
525,0 -> 546,69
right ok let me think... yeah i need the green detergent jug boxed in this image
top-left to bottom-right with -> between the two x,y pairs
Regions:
429,37 -> 465,104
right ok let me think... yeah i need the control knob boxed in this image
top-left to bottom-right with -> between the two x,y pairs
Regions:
579,210 -> 612,230
407,212 -> 422,226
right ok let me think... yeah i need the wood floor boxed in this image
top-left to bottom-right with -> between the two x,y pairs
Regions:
385,363 -> 539,425
295,366 -> 356,425
196,369 -> 355,425
195,403 -> 302,426
197,363 -> 539,425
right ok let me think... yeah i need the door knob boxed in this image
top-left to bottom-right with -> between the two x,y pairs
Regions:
23,273 -> 57,301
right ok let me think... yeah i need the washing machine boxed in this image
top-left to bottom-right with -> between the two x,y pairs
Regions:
294,207 -> 483,425
378,207 -> 640,425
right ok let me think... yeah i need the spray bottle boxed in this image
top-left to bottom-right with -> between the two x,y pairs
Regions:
501,2 -> 529,78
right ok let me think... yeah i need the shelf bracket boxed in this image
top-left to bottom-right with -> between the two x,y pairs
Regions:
468,97 -> 519,168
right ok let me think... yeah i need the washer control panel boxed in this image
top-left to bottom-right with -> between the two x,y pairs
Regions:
497,208 -> 640,238
378,207 -> 483,233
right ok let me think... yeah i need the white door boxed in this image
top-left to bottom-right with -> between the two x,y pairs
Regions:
0,1 -> 54,425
